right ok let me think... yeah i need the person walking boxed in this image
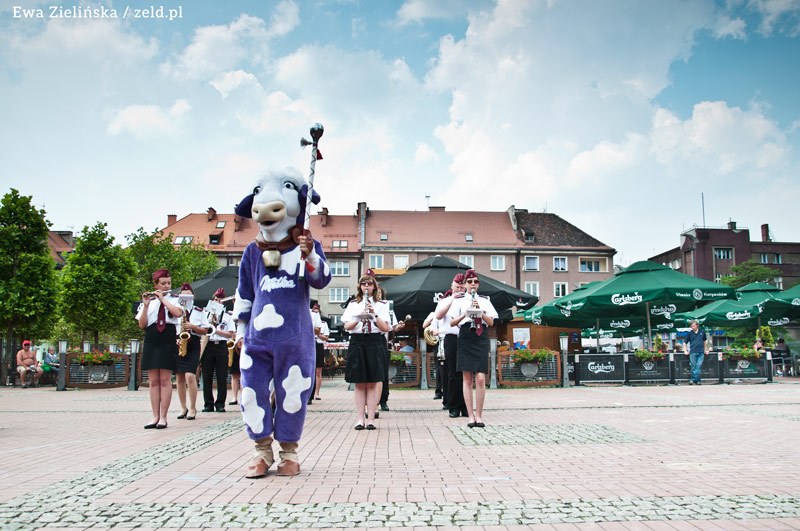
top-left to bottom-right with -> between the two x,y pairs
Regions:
435,274 -> 468,418
684,319 -> 709,385
202,288 -> 235,412
175,283 -> 210,421
136,269 -> 183,429
311,302 -> 329,401
449,269 -> 498,428
342,273 -> 391,430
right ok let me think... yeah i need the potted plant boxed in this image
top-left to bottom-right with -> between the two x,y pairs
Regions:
388,351 -> 406,380
634,348 -> 664,362
511,347 -> 556,378
722,347 -> 761,361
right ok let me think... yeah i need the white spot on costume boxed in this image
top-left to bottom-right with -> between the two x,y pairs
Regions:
282,365 -> 311,414
253,304 -> 284,330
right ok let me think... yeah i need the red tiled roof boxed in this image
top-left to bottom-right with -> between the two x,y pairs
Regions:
47,231 -> 74,267
160,211 -> 259,252
364,210 -> 518,248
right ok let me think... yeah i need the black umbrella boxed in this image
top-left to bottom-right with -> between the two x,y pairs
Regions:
172,265 -> 239,307
380,256 -> 538,321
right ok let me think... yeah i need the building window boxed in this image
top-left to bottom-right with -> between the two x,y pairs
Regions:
775,277 -> 783,289
670,258 -> 682,270
775,254 -> 782,264
465,233 -> 474,242
369,255 -> 384,269
490,255 -> 505,271
394,255 -> 409,269
524,281 -> 539,297
459,255 -> 473,268
524,232 -> 534,243
380,233 -> 388,241
332,240 -> 348,249
524,256 -> 539,271
714,248 -> 733,260
554,282 -> 568,298
331,261 -> 349,276
329,288 -> 349,303
580,258 -> 603,272
209,234 -> 221,245
329,315 -> 343,327
714,273 -> 722,283
173,236 -> 193,244
553,256 -> 567,272
215,221 -> 226,229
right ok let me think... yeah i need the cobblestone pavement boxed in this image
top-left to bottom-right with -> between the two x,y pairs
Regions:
1,378 -> 800,530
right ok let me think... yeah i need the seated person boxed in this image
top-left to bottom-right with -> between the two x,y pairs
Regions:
16,340 -> 43,388
753,338 -> 764,352
398,338 -> 414,365
43,346 -> 59,370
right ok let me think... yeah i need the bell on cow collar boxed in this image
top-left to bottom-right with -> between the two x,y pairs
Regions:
262,250 -> 281,268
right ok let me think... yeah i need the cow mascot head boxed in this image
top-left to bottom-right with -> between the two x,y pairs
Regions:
232,167 -> 332,479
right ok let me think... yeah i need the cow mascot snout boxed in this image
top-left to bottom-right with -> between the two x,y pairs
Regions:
232,167 -> 332,478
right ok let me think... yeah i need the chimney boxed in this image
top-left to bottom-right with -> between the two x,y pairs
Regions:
321,207 -> 329,227
207,207 -> 216,221
167,214 -> 177,226
428,206 -> 445,212
761,223 -> 771,242
727,220 -> 737,230
234,215 -> 242,232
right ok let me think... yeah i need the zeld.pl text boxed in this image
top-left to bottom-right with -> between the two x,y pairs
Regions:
12,5 -> 184,21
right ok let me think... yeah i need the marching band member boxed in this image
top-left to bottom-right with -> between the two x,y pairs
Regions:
449,269 -> 498,428
434,274 -> 468,418
136,269 -> 183,429
343,273 -> 391,430
176,283 -> 210,421
311,301 -> 329,401
202,288 -> 235,413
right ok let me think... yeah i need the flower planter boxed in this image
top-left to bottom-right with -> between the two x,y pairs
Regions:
519,362 -> 540,378
722,356 -> 767,380
627,356 -> 670,383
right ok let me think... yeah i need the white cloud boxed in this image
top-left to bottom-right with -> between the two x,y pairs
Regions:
750,0 -> 800,35
160,14 -> 269,80
267,0 -> 300,38
106,100 -> 191,139
710,15 -> 747,39
414,142 -> 439,163
395,0 -> 481,25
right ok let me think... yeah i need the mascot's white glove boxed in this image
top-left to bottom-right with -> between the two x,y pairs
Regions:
305,246 -> 320,268
236,321 -> 246,343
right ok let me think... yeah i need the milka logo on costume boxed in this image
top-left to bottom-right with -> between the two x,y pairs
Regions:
650,304 -> 676,315
725,310 -> 751,320
610,320 -> 630,328
611,293 -> 642,306
259,276 -> 296,292
587,361 -> 615,374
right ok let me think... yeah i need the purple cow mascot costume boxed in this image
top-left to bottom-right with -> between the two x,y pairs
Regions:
233,167 -> 331,478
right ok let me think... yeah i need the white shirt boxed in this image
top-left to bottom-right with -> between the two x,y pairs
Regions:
135,295 -> 181,327
450,294 -> 498,328
437,295 -> 463,335
342,298 -> 391,334
208,311 -> 235,341
187,307 -> 211,336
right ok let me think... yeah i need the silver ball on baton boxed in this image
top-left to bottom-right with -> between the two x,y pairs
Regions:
300,123 -> 324,147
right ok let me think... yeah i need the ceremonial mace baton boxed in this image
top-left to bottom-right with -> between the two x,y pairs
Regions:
299,122 -> 324,279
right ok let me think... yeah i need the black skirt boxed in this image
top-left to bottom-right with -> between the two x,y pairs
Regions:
142,323 -> 177,372
175,335 -> 201,374
345,333 -> 386,383
315,342 -> 325,368
456,325 -> 489,374
229,349 -> 241,375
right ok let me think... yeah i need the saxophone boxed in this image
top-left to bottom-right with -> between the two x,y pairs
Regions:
227,337 -> 236,367
178,299 -> 190,357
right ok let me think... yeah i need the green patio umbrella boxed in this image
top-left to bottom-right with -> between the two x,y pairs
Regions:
673,282 -> 800,328
553,260 -> 736,347
775,282 -> 800,306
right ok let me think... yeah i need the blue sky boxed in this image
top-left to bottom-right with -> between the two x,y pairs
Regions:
1,0 -> 798,266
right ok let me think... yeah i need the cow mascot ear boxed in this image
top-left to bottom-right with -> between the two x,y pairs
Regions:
235,186 -> 259,218
294,184 -> 321,226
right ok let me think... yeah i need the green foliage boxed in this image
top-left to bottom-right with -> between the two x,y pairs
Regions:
654,335 -> 664,352
59,223 -> 138,344
389,351 -> 407,365
722,346 -> 761,360
124,228 -> 219,293
634,348 -> 664,362
756,325 -> 774,348
511,347 -> 556,363
0,189 -> 58,376
720,260 -> 781,289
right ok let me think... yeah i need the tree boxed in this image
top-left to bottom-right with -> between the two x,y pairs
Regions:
0,189 -> 58,384
59,223 -> 138,347
719,260 -> 781,289
125,228 -> 219,294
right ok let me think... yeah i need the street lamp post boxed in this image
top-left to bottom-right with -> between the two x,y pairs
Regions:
57,339 -> 68,391
128,339 -> 140,391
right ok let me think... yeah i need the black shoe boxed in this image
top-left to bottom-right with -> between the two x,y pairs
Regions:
449,410 -> 460,418
144,423 -> 158,429
177,410 -> 188,420
156,423 -> 167,429
215,407 -> 226,413
366,424 -> 376,430
202,407 -> 214,412
433,393 -> 443,400
380,403 -> 389,411
475,422 -> 485,428
228,401 -> 238,405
